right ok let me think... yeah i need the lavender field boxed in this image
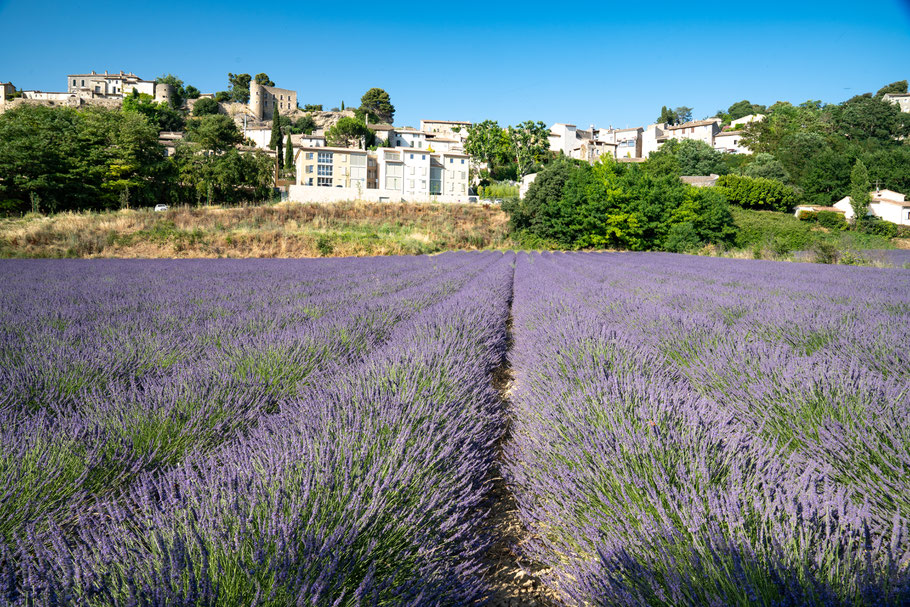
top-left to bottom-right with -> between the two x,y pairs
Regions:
1,252 -> 909,605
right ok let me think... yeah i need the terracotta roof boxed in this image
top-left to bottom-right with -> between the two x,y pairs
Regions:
667,118 -> 721,130
797,205 -> 844,213
716,130 -> 744,137
421,119 -> 472,125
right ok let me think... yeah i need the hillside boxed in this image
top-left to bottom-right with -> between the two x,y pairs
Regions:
0,202 -> 514,258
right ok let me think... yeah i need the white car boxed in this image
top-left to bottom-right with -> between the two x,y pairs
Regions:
154,204 -> 168,212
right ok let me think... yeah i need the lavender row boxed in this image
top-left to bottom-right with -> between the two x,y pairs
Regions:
505,252 -> 910,605
0,254 -> 497,549
2,252 -> 515,604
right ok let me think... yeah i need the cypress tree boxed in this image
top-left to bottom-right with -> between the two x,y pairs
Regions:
269,112 -> 282,150
285,135 -> 294,170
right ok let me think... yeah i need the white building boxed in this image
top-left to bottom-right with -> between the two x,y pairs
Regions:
642,123 -> 670,157
391,128 -> 429,149
730,114 -> 765,129
665,118 -> 722,146
882,93 -> 910,114
834,189 -> 910,225
598,127 -> 643,158
548,123 -> 579,156
713,130 -> 751,154
290,146 -> 470,203
420,119 -> 472,142
66,70 -> 172,102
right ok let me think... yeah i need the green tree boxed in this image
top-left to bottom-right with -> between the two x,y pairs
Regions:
154,74 -> 197,109
722,99 -> 767,121
875,80 -> 908,99
465,120 -> 508,172
285,135 -> 294,170
341,100 -> 345,111
122,90 -> 185,131
658,106 -> 678,125
507,120 -> 549,179
302,104 -> 323,111
0,105 -> 166,213
674,106 -> 694,124
269,114 -> 283,151
359,88 -> 395,124
186,114 -> 243,152
325,116 -> 372,148
254,73 -> 275,86
293,114 -> 317,135
183,85 -> 200,99
849,159 -> 871,225
831,94 -> 909,142
743,153 -> 788,182
192,97 -> 220,116
214,91 -> 232,103
650,139 -> 726,176
228,73 -> 252,103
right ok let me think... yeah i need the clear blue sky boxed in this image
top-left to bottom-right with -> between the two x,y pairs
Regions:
1,0 -> 909,128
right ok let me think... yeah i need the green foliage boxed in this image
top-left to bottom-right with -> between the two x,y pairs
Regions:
254,73 -> 275,86
477,183 -> 519,199
831,95 -> 909,142
507,120 -> 550,179
465,120 -> 508,172
849,159 -> 871,223
171,146 -> 274,205
186,115 -> 243,152
285,135 -> 294,170
359,88 -> 395,124
875,80 -> 908,99
269,113 -> 283,151
302,104 -> 323,112
816,210 -> 847,230
154,74 -> 198,109
716,99 -> 767,123
122,91 -> 184,131
731,207 -> 893,254
214,91 -> 232,103
715,174 -> 797,212
743,153 -> 788,181
227,73 -> 252,103
0,105 -> 168,213
192,97 -> 220,116
656,105 -> 694,125
507,157 -> 735,252
651,139 -> 727,176
292,114 -> 316,135
325,117 -> 372,148
861,216 -> 898,238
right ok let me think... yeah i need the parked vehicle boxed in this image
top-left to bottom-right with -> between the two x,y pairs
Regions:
467,196 -> 479,203
154,204 -> 168,212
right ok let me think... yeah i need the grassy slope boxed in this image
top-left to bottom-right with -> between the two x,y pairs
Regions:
731,206 -> 897,253
0,202 -> 515,258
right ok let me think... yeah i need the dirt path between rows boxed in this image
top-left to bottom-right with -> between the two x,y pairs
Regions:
480,303 -> 563,606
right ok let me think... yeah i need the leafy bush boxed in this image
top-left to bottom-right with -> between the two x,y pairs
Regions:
811,241 -> 839,263
508,157 -> 735,251
862,216 -> 898,237
816,210 -> 847,230
715,174 -> 798,212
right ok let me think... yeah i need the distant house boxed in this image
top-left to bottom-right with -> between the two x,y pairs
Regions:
419,120 -> 471,143
548,123 -> 580,156
680,174 -> 720,188
882,93 -> 910,114
713,130 -> 750,154
290,147 -> 470,203
834,189 -> 910,225
729,113 -> 765,129
642,123 -> 670,157
665,118 -> 722,147
67,70 -> 173,103
598,127 -> 643,158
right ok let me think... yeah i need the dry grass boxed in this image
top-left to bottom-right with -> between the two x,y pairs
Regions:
0,202 -> 516,258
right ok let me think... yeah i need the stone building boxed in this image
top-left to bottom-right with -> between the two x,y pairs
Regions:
250,81 -> 297,120
66,71 -> 174,103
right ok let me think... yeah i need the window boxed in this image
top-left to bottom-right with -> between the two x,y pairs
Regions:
420,167 -> 426,176
307,178 -> 314,186
317,151 -> 333,163
317,177 -> 333,187
351,155 -> 366,167
409,166 -> 415,175
461,159 -> 465,164
408,179 -> 415,190
306,152 -> 314,160
305,165 -> 313,174
72,79 -> 76,86
410,154 -> 414,159
421,155 -> 426,160
449,159 -> 454,164
385,176 -> 401,190
81,80 -> 85,86
318,164 -> 333,176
